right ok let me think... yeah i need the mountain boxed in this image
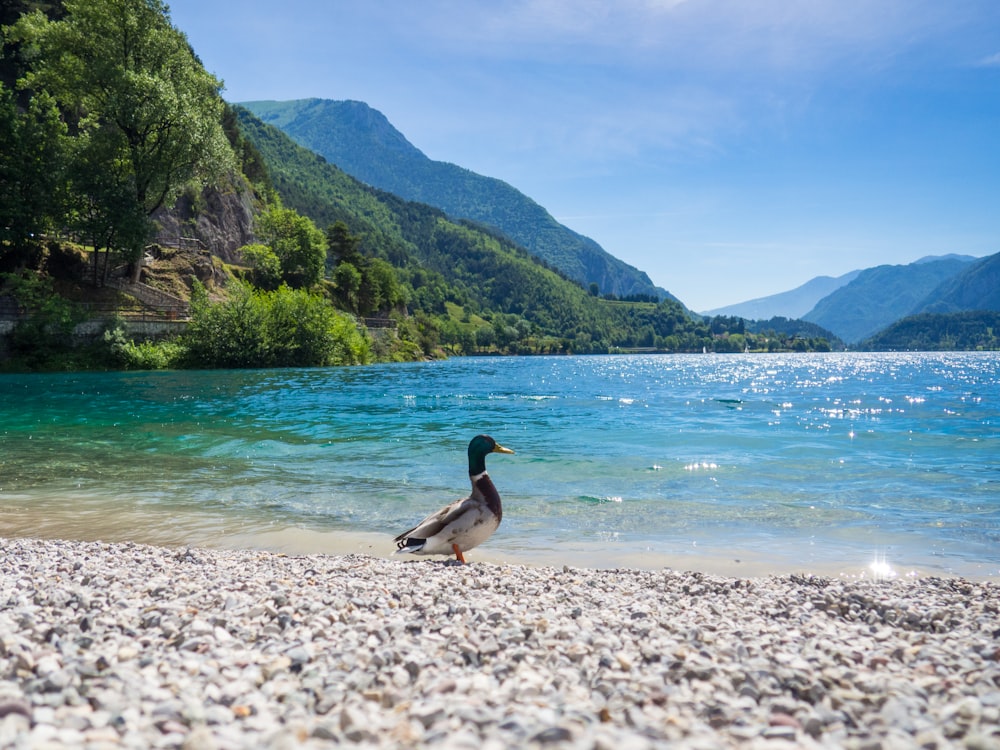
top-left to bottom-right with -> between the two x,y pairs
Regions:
233,107 -> 716,354
911,251 -> 1000,315
239,98 -> 676,302
702,270 -> 861,319
914,253 -> 978,265
802,257 -> 975,344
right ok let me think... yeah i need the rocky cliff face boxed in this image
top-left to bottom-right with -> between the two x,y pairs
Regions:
153,174 -> 258,264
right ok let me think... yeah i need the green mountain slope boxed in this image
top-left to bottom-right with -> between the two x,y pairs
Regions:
235,107 -> 709,353
802,257 -> 974,343
240,98 -> 676,302
912,251 -> 1000,315
862,311 -> 1000,351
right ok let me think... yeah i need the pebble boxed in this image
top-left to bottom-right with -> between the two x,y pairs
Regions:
0,537 -> 998,748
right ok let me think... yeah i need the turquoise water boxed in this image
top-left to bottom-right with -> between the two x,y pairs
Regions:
1,353 -> 997,579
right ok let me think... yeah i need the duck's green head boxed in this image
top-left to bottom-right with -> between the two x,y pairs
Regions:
468,434 -> 514,475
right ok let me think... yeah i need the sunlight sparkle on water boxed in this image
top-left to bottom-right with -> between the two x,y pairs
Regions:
869,554 -> 898,581
685,462 -> 719,471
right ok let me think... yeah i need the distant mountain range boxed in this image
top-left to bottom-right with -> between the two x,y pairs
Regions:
240,98 -> 1000,349
240,98 -> 676,302
702,270 -> 861,320
710,252 -> 999,345
803,256 -> 978,343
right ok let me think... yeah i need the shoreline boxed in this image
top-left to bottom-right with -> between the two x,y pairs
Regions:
1,535 -> 998,748
2,502 -> 996,583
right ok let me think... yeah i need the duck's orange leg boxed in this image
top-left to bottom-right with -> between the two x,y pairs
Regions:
452,544 -> 466,564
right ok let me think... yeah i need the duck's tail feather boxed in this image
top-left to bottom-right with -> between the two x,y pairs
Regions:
394,537 -> 426,555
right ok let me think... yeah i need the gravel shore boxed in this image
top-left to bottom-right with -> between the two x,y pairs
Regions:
1,537 -> 998,749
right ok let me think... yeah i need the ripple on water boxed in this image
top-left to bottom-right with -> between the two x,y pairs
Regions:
1,353 -> 998,578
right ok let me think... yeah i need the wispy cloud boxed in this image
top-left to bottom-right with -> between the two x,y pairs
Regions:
978,52 -> 1000,67
391,0 -> 969,75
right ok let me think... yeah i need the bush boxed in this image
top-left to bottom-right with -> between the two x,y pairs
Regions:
183,280 -> 370,368
104,324 -> 185,369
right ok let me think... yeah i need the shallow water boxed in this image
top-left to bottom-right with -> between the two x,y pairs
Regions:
1,353 -> 997,579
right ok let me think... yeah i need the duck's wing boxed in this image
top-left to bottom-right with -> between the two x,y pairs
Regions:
394,495 -> 481,545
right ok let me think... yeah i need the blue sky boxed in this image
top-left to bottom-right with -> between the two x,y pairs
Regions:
166,0 -> 1000,312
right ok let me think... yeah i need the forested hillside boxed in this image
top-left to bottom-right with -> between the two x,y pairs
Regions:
862,311 -> 1000,351
235,108 -> 714,354
856,252 -> 1000,351
1,0 -> 355,370
1,0 -> 840,371
241,98 -> 676,302
911,252 -> 1000,315
1,0 -> 234,267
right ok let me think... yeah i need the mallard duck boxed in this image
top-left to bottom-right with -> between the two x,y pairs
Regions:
394,434 -> 515,564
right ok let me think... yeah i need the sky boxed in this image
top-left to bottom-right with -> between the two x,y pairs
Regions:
165,0 -> 1000,312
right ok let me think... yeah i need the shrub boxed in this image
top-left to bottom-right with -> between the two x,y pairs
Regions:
104,324 -> 185,369
183,280 -> 370,368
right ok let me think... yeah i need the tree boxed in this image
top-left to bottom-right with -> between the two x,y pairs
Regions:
239,243 -> 282,290
184,280 -> 269,368
333,262 -> 362,312
323,220 -> 404,315
326,220 -> 361,268
0,85 -> 67,254
68,124 -> 151,285
256,207 -> 326,288
10,0 -> 235,275
357,257 -> 404,316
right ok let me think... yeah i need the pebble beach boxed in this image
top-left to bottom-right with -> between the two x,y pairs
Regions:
1,537 -> 998,749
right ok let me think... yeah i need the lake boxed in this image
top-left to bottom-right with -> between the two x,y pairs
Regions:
1,352 -> 997,579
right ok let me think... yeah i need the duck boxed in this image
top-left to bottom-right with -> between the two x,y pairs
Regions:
394,434 -> 515,564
